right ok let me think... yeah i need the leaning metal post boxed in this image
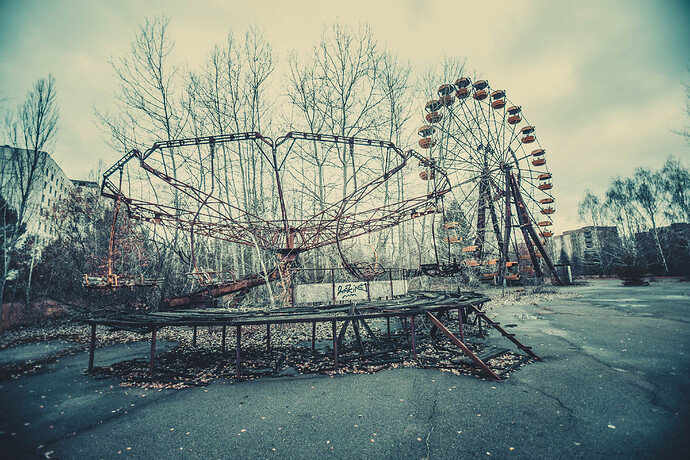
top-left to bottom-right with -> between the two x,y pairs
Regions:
88,323 -> 96,371
149,327 -> 157,377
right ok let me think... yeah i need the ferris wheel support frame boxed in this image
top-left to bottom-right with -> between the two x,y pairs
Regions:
508,172 -> 562,285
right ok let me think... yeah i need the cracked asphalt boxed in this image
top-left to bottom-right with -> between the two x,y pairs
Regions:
1,279 -> 689,459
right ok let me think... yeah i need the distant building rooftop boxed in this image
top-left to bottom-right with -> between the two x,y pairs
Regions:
71,179 -> 99,188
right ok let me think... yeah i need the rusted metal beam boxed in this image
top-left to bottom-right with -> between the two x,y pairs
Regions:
161,269 -> 280,310
466,304 -> 542,361
425,311 -> 502,381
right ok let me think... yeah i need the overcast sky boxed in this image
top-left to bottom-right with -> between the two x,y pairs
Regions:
1,0 -> 688,234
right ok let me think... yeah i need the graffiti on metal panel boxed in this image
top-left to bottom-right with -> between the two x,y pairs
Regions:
336,282 -> 367,300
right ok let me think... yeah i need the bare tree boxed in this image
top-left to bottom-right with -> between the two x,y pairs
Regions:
375,50 -> 414,264
312,23 -> 384,198
605,169 -> 669,273
0,75 -> 59,312
660,156 -> 690,223
186,27 -> 277,284
95,15 -> 189,299
97,15 -> 185,148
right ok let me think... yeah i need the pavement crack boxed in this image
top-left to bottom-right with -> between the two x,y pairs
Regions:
529,385 -> 575,419
422,396 -> 437,460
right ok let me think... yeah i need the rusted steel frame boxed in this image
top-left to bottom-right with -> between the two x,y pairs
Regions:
276,132 -> 405,160
137,162 -> 265,228
353,309 -> 383,350
235,326 -> 242,378
488,199 -> 503,269
102,149 -> 140,185
296,161 -> 410,237
321,194 -> 443,253
509,173 -> 542,277
86,302 -> 488,330
406,148 -> 449,177
332,320 -> 339,372
466,304 -> 542,361
351,317 -> 364,353
85,301 -> 489,370
499,168 -> 512,282
149,327 -> 157,377
337,306 -> 359,350
410,315 -> 418,359
126,198 -> 274,248
269,142 -> 291,247
88,324 -> 97,371
425,312 -> 502,381
107,172 -> 123,280
510,177 -> 561,284
138,161 -> 273,235
142,132 -> 268,159
457,308 -> 465,343
474,174 -> 490,260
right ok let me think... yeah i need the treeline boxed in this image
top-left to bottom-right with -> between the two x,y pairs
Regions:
577,156 -> 690,277
89,17 -> 465,301
1,17 -> 466,320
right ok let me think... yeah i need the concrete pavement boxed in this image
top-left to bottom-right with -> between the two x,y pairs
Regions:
1,279 -> 688,459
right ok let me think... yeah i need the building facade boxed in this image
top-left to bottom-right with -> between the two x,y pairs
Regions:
552,226 -> 620,277
0,145 -> 74,238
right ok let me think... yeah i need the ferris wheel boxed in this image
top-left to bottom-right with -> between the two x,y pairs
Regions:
415,77 -> 561,284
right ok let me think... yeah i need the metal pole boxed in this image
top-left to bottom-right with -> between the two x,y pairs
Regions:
149,327 -> 157,377
88,324 -> 96,371
410,315 -> 418,359
311,321 -> 316,351
332,320 -> 339,372
192,326 -> 197,346
331,268 -> 336,304
236,325 -> 241,379
267,324 -> 271,351
221,325 -> 226,352
386,317 -> 391,341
